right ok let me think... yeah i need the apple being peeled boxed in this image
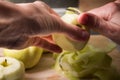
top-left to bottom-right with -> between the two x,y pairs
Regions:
53,7 -> 89,51
3,46 -> 43,69
0,57 -> 25,80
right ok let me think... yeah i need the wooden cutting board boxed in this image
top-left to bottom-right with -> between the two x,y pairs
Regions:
0,35 -> 120,80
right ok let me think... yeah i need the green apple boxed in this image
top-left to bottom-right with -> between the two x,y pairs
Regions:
53,7 -> 89,51
0,57 -> 25,80
3,46 -> 43,69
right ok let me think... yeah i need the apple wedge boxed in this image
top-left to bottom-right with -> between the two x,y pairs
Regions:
52,7 -> 89,51
0,57 -> 25,80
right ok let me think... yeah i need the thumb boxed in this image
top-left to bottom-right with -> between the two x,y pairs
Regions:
78,13 -> 111,36
78,13 -> 120,44
59,23 -> 90,41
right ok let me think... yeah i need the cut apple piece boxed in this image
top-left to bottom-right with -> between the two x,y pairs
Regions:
0,57 -> 25,80
53,7 -> 89,51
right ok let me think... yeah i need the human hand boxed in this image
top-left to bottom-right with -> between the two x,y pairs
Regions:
0,1 -> 89,53
78,0 -> 120,45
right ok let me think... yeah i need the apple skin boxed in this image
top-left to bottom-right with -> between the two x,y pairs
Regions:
0,57 -> 25,80
3,46 -> 43,69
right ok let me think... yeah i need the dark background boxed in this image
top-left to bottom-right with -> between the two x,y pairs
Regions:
8,0 -> 79,8
41,0 -> 79,8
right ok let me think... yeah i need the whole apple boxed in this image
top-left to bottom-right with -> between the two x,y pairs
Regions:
0,57 -> 25,80
3,46 -> 43,69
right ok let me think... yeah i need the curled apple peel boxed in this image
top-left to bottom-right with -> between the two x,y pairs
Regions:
53,7 -> 89,51
54,35 -> 118,80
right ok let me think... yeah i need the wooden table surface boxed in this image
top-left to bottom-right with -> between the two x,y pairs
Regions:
0,35 -> 120,80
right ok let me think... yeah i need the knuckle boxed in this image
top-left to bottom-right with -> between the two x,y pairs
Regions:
33,1 -> 46,8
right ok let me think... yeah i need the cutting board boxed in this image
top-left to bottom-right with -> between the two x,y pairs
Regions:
0,35 -> 120,80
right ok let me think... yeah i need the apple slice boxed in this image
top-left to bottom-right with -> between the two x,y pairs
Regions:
3,46 -> 43,69
0,57 -> 25,80
52,7 -> 89,51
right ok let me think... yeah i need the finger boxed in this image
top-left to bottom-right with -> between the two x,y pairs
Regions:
61,23 -> 90,41
78,13 -> 108,33
78,13 -> 120,43
26,36 -> 62,53
0,34 -> 29,49
0,33 -> 62,53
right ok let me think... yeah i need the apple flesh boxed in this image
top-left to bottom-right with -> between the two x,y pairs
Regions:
3,46 -> 43,69
53,7 -> 89,51
0,57 -> 25,80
